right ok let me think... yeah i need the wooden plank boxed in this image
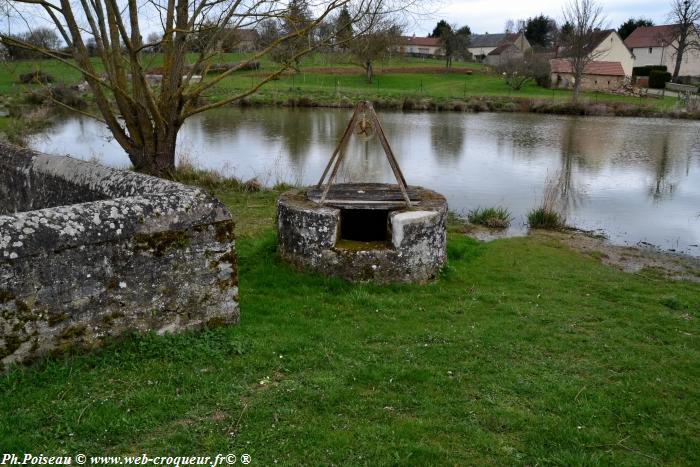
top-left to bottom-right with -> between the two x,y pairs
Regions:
305,199 -> 418,209
306,190 -> 419,201
307,183 -> 421,201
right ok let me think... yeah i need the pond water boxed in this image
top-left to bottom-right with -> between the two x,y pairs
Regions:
30,108 -> 700,256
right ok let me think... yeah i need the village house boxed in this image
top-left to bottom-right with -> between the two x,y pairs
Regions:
549,59 -> 626,91
467,32 -> 530,61
549,29 -> 634,91
230,29 -> 258,52
396,36 -> 443,57
484,43 -> 523,66
624,24 -> 700,77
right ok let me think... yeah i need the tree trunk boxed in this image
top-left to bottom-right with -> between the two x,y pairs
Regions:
572,78 -> 580,104
673,45 -> 685,81
365,60 -> 373,84
127,126 -> 180,177
571,65 -> 582,104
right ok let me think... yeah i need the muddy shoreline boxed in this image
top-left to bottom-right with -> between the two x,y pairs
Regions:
465,225 -> 700,283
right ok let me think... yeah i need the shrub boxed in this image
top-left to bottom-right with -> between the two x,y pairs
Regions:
50,84 -> 87,109
466,99 -> 489,112
632,65 -> 667,77
402,98 -> 416,111
527,207 -> 564,230
25,84 -> 87,109
649,70 -> 672,89
18,71 -> 55,84
242,177 -> 262,192
468,207 -> 513,229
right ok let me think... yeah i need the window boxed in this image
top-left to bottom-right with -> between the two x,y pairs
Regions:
649,47 -> 653,54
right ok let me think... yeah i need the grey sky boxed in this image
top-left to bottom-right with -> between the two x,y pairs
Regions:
413,0 -> 670,35
1,0 -> 674,38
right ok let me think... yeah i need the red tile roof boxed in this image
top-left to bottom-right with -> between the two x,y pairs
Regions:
550,58 -> 625,76
400,36 -> 441,47
624,25 -> 678,48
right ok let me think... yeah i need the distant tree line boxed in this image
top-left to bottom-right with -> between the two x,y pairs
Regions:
2,27 -> 61,60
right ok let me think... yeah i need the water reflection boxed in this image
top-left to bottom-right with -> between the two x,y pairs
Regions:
555,119 -> 584,214
430,113 -> 465,161
30,108 -> 700,255
649,133 -> 675,202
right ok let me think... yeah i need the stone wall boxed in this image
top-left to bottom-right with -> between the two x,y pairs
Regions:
0,142 -> 239,368
277,186 -> 447,283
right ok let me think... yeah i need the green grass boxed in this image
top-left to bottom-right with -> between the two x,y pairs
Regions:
0,53 -> 677,112
1,189 -> 699,464
528,207 -> 566,230
468,206 -> 513,229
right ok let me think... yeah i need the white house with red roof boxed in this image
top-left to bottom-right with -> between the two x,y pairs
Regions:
549,29 -> 634,91
624,24 -> 700,77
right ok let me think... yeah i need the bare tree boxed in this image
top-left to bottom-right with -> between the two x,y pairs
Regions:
668,0 -> 700,81
496,54 -> 550,90
436,24 -> 470,70
258,19 -> 281,49
0,0 -> 412,176
561,0 -> 606,103
347,6 -> 402,83
146,33 -> 162,53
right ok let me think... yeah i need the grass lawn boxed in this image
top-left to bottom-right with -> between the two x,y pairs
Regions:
0,53 -> 676,111
1,189 -> 698,465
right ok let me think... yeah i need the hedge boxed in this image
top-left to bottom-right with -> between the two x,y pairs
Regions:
633,65 -> 668,77
649,69 -> 672,88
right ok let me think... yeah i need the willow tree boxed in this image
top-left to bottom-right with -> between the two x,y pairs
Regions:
2,0 -> 407,176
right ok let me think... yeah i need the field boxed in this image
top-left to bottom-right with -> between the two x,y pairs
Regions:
0,52 -> 677,116
1,188 -> 698,464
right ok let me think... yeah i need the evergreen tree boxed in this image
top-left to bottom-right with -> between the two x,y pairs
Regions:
335,6 -> 354,47
524,14 -> 557,48
617,17 -> 654,40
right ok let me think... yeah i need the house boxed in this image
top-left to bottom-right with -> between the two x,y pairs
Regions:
467,32 -> 530,61
549,28 -> 634,90
484,43 -> 523,66
396,36 -> 443,57
624,24 -> 700,77
230,29 -> 259,52
571,29 -> 635,76
550,58 -> 626,91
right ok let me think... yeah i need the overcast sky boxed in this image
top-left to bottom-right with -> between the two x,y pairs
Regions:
412,0 -> 670,35
2,0 -> 673,38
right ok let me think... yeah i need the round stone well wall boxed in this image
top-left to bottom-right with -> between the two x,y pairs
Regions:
277,184 -> 447,283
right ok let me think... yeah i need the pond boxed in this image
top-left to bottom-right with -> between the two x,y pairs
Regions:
30,107 -> 700,256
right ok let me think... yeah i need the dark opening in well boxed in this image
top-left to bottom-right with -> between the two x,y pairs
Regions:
340,209 -> 390,242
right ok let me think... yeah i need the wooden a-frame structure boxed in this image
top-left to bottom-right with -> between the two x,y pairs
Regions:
313,101 -> 413,208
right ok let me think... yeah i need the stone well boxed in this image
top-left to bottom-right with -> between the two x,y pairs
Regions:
0,143 -> 239,368
277,183 -> 447,283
